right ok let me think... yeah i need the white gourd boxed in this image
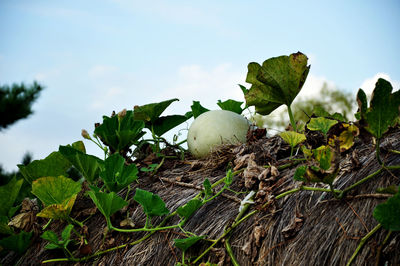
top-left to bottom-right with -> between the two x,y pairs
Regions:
187,110 -> 250,158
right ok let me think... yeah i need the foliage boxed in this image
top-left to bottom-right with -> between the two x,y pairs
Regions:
191,101 -> 209,118
0,177 -> 23,218
59,143 -> 103,184
177,199 -> 203,219
174,236 -> 205,252
217,99 -> 244,114
87,190 -> 128,229
259,84 -> 355,131
373,187 -> 400,231
2,53 -> 400,265
243,52 -> 309,116
100,153 -> 138,192
307,117 -> 338,136
0,81 -> 43,130
32,176 -> 81,220
94,110 -> 145,154
18,151 -> 71,184
41,224 -> 74,251
134,99 -> 192,137
0,231 -> 32,254
356,78 -> 400,139
133,188 -> 170,219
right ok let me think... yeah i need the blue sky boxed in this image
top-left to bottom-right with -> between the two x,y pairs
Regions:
1,0 -> 399,171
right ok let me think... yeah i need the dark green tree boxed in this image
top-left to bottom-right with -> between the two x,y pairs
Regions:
0,81 -> 43,130
0,81 -> 43,202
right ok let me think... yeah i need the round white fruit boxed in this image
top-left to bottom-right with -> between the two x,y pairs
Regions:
187,110 -> 250,158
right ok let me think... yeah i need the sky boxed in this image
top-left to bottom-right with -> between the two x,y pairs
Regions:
1,0 -> 399,171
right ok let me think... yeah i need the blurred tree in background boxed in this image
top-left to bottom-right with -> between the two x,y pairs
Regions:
0,81 -> 43,130
251,83 -> 355,132
0,81 -> 43,198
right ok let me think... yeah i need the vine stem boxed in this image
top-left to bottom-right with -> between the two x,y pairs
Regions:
287,104 -> 297,132
43,211 -> 179,264
340,167 -> 383,197
346,224 -> 381,266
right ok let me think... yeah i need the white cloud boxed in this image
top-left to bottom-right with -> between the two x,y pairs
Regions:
358,73 -> 400,96
159,63 -> 246,115
297,74 -> 336,100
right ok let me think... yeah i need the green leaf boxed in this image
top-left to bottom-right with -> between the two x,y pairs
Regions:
174,236 -> 205,252
177,199 -> 203,219
307,117 -> 338,135
217,99 -> 244,114
191,101 -> 210,118
61,224 -> 74,242
0,177 -> 23,217
362,79 -> 400,139
152,114 -> 191,136
279,131 -> 306,148
100,153 -> 138,192
87,190 -> 128,219
71,140 -> 86,153
313,145 -> 333,171
59,145 -> 103,184
134,98 -> 179,123
32,176 -> 81,220
0,216 -> 14,235
37,195 -> 77,219
41,230 -> 59,244
44,243 -> 62,250
32,176 -> 82,206
313,106 -> 346,122
224,170 -> 234,186
203,179 -> 212,199
133,189 -> 169,218
18,151 -> 71,184
355,88 -> 368,120
94,111 -> 145,153
373,189 -> 400,231
244,52 -> 310,115
293,165 -> 307,181
0,231 -> 33,254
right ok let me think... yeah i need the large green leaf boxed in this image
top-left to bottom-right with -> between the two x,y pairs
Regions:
100,153 -> 138,192
87,190 -> 128,219
244,52 -> 310,115
133,189 -> 169,218
191,101 -> 209,118
36,195 -> 77,219
373,188 -> 400,231
360,79 -> 400,139
32,176 -> 81,206
217,99 -> 244,114
18,152 -> 71,184
133,98 -> 179,123
152,114 -> 192,136
94,110 -> 145,153
59,145 -> 103,184
0,177 -> 23,217
0,231 -> 32,254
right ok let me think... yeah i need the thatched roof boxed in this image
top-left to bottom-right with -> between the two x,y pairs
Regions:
4,129 -> 400,265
